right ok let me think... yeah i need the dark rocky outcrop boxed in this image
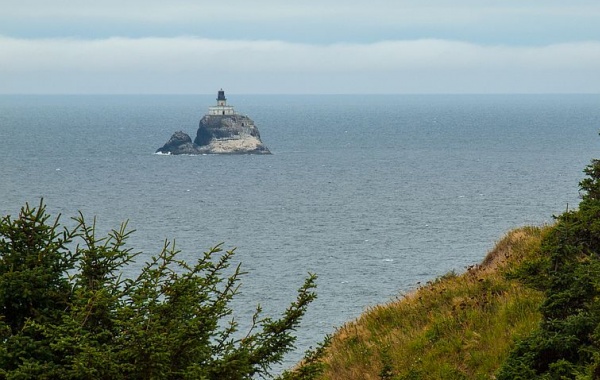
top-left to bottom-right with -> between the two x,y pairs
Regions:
156,115 -> 271,155
155,131 -> 198,155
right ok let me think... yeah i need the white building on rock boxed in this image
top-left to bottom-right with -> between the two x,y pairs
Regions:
208,89 -> 236,116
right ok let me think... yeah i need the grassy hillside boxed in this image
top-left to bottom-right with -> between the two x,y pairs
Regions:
316,226 -> 548,380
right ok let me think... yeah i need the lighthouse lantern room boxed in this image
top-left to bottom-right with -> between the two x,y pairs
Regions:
208,89 -> 236,116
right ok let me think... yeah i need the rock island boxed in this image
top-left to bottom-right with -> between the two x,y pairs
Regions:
156,90 -> 271,155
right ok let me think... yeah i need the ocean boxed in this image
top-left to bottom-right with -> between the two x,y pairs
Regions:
1,94 -> 599,370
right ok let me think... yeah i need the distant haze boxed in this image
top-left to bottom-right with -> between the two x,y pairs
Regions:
1,1 -> 599,94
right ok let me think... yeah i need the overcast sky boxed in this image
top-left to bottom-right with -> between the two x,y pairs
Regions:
1,1 -> 599,94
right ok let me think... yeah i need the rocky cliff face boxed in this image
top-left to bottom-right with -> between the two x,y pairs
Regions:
194,114 -> 270,154
156,114 -> 271,155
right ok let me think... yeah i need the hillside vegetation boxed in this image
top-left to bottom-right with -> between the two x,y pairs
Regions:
288,159 -> 600,380
4,159 -> 600,378
315,226 -> 547,380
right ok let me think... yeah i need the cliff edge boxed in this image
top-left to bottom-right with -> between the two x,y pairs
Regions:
291,226 -> 546,379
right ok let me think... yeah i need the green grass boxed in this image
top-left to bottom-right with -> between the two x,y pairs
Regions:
316,226 -> 547,380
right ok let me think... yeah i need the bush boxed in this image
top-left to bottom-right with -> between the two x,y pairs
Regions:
497,159 -> 600,379
0,201 -> 318,379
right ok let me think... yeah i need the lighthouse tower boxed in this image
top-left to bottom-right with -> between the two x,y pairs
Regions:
208,89 -> 236,116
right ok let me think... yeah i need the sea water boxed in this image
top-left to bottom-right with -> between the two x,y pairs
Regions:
1,94 -> 599,370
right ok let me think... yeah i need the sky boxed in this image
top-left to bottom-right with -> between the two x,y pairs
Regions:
1,1 -> 599,94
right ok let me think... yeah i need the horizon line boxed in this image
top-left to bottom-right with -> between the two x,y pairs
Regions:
1,92 -> 599,96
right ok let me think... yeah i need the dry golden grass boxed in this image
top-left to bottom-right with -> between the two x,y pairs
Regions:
317,226 -> 548,380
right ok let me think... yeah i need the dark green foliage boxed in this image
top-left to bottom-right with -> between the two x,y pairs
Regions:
0,202 -> 75,334
0,201 -> 318,379
277,336 -> 331,380
497,159 -> 600,379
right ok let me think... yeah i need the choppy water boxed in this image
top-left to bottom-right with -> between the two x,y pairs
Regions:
1,94 -> 599,370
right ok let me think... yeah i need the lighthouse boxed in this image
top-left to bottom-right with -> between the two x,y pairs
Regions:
208,89 -> 236,116
156,88 -> 271,154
